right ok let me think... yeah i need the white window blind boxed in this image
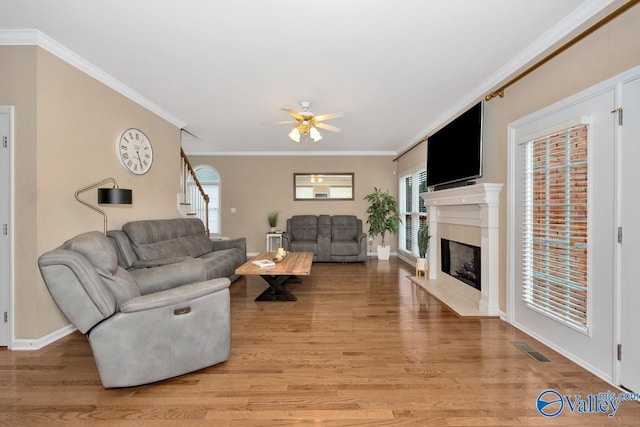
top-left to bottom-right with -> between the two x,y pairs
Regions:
522,124 -> 588,331
399,169 -> 427,256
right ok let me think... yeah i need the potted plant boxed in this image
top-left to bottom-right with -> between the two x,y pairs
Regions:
416,225 -> 430,276
267,210 -> 279,232
364,187 -> 402,260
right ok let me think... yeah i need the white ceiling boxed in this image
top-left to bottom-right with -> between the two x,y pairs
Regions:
0,0 -> 616,155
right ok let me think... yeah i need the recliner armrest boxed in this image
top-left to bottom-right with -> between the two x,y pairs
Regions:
210,237 -> 246,253
120,278 -> 231,313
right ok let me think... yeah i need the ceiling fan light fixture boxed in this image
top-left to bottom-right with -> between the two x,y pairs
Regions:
289,127 -> 301,143
310,126 -> 322,142
276,101 -> 342,145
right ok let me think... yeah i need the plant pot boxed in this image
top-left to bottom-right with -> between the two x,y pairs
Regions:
416,257 -> 428,277
269,227 -> 276,233
377,245 -> 391,260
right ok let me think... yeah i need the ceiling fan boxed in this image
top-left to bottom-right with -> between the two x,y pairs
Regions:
273,100 -> 343,143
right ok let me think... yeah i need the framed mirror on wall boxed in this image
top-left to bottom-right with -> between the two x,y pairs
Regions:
294,173 -> 354,201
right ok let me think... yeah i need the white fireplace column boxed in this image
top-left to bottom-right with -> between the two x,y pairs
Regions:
421,183 -> 503,316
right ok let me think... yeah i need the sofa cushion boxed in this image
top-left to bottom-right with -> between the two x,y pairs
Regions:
123,219 -> 213,260
331,215 -> 359,241
331,240 -> 360,256
290,215 -> 318,241
290,240 -> 318,253
100,268 -> 142,310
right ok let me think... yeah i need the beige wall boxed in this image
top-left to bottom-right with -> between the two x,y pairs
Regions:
190,155 -> 397,253
480,2 -> 640,311
1,46 -> 183,339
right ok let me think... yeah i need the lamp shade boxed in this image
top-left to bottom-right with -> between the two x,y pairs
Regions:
289,127 -> 301,143
310,127 -> 322,142
98,188 -> 132,204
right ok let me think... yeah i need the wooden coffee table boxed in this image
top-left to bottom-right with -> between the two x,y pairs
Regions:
235,251 -> 313,301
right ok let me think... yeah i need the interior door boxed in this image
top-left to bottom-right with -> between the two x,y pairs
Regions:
510,88 -> 616,380
619,76 -> 640,393
0,106 -> 11,347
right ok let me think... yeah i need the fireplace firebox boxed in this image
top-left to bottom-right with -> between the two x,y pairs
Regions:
441,239 -> 481,291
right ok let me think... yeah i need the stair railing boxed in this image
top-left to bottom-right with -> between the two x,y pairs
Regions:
180,148 -> 210,236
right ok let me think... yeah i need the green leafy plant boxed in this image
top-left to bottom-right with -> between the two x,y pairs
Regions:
418,225 -> 431,258
364,187 -> 402,247
267,210 -> 280,228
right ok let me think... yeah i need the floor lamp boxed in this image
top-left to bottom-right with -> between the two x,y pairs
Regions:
74,178 -> 133,234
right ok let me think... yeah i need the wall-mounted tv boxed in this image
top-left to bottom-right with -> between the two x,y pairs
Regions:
426,102 -> 483,190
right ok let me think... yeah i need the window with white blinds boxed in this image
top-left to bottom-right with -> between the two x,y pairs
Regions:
522,124 -> 589,331
399,169 -> 427,256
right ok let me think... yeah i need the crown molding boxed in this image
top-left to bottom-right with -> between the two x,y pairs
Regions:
0,29 -> 186,129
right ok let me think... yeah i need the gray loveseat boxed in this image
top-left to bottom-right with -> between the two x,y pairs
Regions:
282,215 -> 367,262
38,231 -> 231,388
107,218 -> 246,282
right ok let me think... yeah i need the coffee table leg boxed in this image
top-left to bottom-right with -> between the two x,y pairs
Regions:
256,275 -> 297,301
286,275 -> 302,283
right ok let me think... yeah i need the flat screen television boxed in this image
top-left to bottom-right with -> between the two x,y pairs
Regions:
426,102 -> 483,190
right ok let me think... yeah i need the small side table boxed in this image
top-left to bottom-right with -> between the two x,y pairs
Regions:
266,232 -> 283,252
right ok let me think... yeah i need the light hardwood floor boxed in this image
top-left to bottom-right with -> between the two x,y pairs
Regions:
1,258 -> 639,425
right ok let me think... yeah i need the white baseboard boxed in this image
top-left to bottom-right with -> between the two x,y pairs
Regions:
11,324 -> 77,350
509,320 -> 613,384
396,253 -> 413,265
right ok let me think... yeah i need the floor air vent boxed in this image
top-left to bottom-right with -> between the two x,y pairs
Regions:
512,341 -> 553,363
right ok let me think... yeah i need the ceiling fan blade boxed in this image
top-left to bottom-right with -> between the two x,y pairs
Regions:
281,108 -> 304,120
313,112 -> 344,122
270,120 -> 299,125
315,122 -> 342,133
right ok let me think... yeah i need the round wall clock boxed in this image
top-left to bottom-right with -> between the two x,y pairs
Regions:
116,128 -> 153,175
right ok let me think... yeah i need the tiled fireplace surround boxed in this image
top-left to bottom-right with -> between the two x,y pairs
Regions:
417,183 -> 503,317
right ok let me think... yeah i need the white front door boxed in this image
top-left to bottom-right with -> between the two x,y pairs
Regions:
0,106 -> 11,347
619,76 -> 640,393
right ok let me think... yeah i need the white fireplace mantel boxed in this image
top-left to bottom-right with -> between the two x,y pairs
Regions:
420,183 -> 503,316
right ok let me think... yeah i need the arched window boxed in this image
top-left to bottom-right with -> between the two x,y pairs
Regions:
192,165 -> 221,235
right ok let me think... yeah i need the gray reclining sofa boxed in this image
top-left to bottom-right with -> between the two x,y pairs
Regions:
38,231 -> 231,388
107,218 -> 246,282
282,215 -> 367,262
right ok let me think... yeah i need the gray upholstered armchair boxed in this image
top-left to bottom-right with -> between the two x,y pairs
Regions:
38,231 -> 231,388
